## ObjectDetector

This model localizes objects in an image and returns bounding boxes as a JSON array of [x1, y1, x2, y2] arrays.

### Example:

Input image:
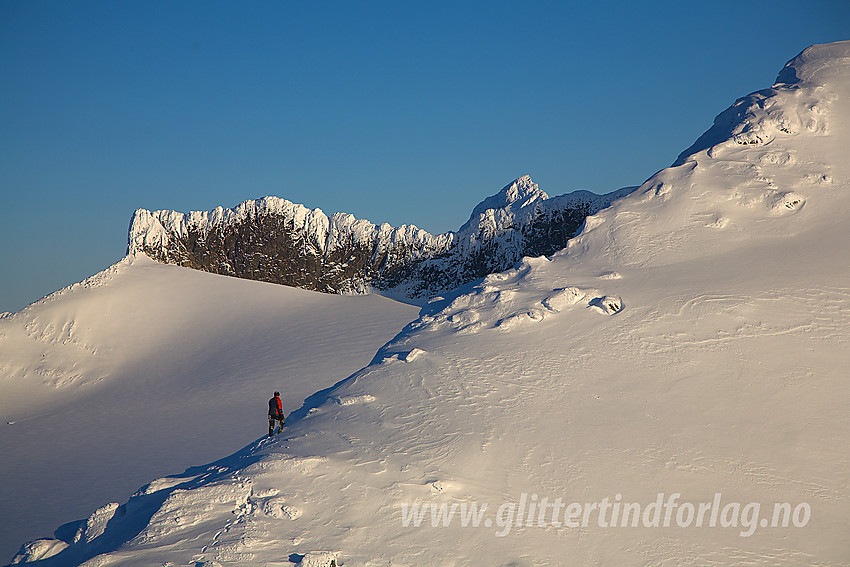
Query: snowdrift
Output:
[[4, 40, 850, 566], [0, 256, 418, 562]]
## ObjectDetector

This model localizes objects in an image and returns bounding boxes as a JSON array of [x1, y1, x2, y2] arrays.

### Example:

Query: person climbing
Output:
[[268, 391, 285, 436]]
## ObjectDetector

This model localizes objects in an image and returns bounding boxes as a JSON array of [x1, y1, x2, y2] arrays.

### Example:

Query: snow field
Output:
[[5, 40, 850, 566], [0, 255, 418, 561]]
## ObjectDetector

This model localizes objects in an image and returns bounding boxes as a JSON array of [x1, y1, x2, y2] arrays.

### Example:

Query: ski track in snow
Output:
[[635, 285, 850, 354], [5, 40, 850, 566]]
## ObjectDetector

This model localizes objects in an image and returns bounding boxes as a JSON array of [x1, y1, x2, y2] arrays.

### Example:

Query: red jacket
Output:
[[268, 395, 283, 416]]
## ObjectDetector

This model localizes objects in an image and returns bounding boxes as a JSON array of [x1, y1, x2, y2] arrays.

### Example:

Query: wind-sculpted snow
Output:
[[675, 42, 839, 165], [403, 256, 623, 337], [7, 41, 850, 566], [558, 44, 847, 273], [129, 176, 633, 299]]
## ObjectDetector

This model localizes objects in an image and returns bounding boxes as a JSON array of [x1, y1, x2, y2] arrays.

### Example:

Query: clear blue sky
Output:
[[1, 0, 847, 312]]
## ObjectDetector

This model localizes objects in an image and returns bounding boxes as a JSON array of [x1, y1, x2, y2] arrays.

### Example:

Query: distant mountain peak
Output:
[[494, 175, 547, 207], [129, 177, 629, 301], [459, 175, 548, 233], [10, 41, 850, 567]]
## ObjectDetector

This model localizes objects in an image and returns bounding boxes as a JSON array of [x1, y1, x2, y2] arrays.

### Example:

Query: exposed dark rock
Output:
[[129, 176, 634, 300]]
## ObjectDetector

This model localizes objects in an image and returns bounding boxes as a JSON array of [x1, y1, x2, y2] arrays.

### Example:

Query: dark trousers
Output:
[[268, 414, 284, 435]]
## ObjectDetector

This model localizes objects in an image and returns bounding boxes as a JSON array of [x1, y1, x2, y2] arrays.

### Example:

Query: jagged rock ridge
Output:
[[128, 176, 634, 298]]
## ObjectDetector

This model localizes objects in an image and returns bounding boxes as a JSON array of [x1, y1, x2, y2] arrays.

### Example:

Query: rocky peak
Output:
[[129, 177, 633, 300]]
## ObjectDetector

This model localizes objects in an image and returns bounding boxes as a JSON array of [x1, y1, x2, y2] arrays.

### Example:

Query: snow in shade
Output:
[[2, 40, 850, 566]]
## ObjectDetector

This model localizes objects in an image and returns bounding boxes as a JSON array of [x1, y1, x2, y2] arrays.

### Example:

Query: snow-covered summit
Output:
[[675, 40, 848, 165], [557, 39, 850, 278], [458, 175, 548, 233], [7, 41, 850, 567], [128, 196, 443, 260], [776, 40, 850, 86], [129, 177, 632, 300]]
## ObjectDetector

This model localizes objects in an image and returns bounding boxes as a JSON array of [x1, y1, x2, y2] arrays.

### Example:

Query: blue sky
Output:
[[1, 1, 848, 312]]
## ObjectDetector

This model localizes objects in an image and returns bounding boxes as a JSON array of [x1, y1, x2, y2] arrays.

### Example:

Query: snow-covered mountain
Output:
[[0, 258, 419, 562], [129, 177, 632, 299], [4, 40, 850, 566]]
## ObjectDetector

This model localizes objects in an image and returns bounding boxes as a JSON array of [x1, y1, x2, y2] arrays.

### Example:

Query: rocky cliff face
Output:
[[129, 176, 633, 299]]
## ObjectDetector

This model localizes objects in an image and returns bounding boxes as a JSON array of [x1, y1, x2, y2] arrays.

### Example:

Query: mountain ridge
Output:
[[128, 176, 635, 299], [5, 40, 850, 566]]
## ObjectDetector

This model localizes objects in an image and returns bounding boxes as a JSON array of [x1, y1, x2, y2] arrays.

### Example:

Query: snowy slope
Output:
[[6, 40, 850, 566], [0, 256, 418, 562]]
